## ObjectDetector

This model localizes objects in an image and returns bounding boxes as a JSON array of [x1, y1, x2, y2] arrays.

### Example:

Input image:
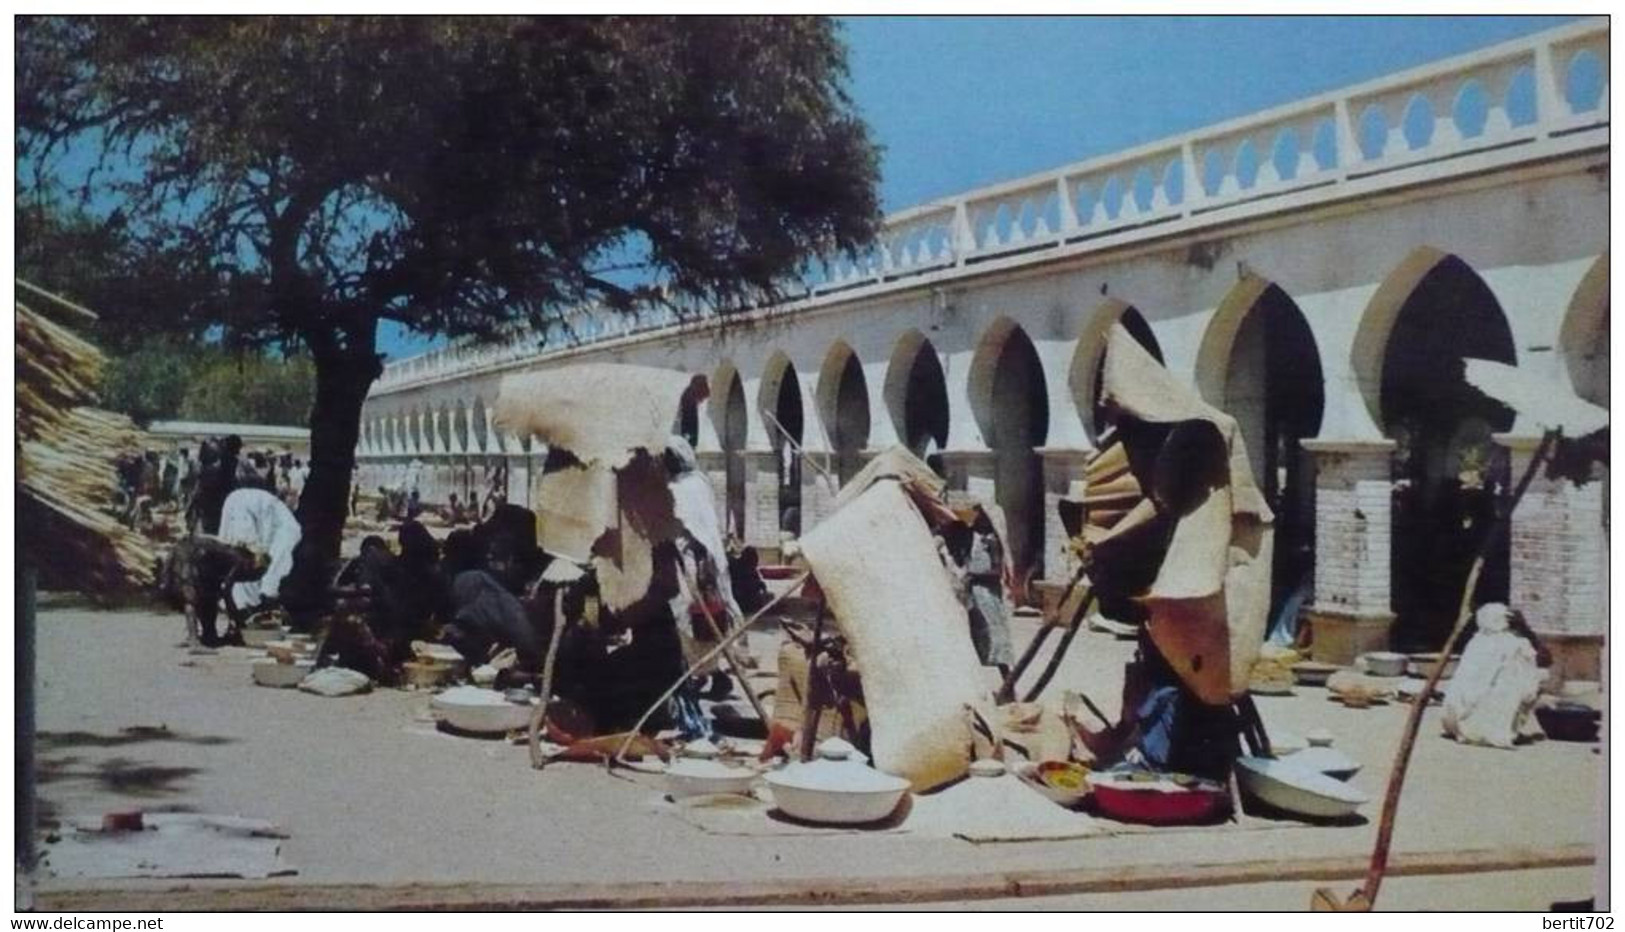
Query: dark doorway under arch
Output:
[[771, 366, 805, 537], [1222, 285, 1326, 628], [901, 342, 950, 463], [721, 376, 748, 539], [829, 353, 871, 486], [989, 326, 1049, 587], [1381, 256, 1516, 650]]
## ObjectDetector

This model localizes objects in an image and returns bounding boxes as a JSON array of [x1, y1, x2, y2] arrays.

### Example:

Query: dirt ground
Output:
[[23, 591, 1606, 911]]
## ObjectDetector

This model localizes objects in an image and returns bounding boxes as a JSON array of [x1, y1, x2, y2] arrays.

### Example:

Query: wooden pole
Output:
[[798, 608, 830, 762], [527, 587, 570, 770], [612, 573, 810, 767], [682, 567, 771, 729], [998, 566, 1086, 702], [1326, 429, 1558, 911], [1020, 591, 1095, 703]]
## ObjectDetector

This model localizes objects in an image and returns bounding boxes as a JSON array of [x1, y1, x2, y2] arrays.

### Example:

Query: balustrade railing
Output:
[[374, 18, 1606, 394]]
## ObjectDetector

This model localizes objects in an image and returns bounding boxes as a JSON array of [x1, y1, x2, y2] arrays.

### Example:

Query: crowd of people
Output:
[[372, 458, 509, 529], [159, 432, 780, 742], [117, 437, 310, 532]]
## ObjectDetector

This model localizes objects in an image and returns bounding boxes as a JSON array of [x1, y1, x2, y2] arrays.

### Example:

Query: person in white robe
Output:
[[1442, 602, 1547, 749], [217, 487, 303, 612]]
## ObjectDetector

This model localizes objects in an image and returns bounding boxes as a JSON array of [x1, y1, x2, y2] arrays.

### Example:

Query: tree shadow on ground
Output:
[[37, 754, 203, 799], [37, 726, 236, 750]]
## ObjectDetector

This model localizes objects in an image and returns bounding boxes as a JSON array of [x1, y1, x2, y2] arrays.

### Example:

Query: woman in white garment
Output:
[[217, 486, 303, 613]]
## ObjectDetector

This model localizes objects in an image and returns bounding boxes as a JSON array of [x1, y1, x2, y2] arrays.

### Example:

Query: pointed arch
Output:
[[817, 341, 871, 483], [710, 361, 749, 537], [1367, 249, 1517, 649], [757, 351, 803, 449], [1068, 300, 1164, 440], [969, 316, 1050, 581], [1194, 275, 1275, 407], [884, 329, 950, 457], [1561, 253, 1609, 407]]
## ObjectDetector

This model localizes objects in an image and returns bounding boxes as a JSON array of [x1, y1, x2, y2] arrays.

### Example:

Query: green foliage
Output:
[[99, 338, 316, 427], [18, 15, 882, 578], [99, 338, 203, 426], [19, 195, 311, 426], [17, 16, 883, 353], [177, 354, 316, 426], [16, 193, 217, 354]]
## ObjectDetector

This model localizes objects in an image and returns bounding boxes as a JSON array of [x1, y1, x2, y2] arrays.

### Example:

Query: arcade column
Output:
[[1497, 432, 1607, 684], [1037, 446, 1092, 587], [1301, 438, 1396, 664], [742, 449, 782, 557]]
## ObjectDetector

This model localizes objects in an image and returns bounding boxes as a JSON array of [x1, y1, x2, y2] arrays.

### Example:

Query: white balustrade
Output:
[[370, 19, 1606, 396]]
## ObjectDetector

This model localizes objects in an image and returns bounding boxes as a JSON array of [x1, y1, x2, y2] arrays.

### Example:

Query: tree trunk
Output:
[[281, 330, 382, 625]]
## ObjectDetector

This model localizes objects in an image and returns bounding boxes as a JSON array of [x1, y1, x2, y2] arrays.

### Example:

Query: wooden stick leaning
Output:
[[527, 586, 571, 770], [1021, 590, 1096, 703], [682, 568, 773, 731], [1314, 429, 1558, 912], [797, 607, 830, 763], [611, 573, 811, 769], [997, 566, 1086, 702]]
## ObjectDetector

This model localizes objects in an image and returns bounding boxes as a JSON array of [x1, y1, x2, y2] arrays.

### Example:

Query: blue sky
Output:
[[384, 16, 1582, 357]]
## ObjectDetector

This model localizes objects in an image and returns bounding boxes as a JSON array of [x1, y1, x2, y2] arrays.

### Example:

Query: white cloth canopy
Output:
[[217, 488, 302, 610]]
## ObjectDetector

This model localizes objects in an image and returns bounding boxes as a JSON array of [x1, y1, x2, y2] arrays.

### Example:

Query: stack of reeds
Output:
[[17, 299, 157, 591], [17, 299, 105, 441]]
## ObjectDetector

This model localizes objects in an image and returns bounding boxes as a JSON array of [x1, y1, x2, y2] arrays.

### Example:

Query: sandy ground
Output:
[[24, 594, 1606, 910]]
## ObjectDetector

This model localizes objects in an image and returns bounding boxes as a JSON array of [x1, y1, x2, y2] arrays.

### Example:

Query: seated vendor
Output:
[[157, 536, 260, 648], [443, 567, 544, 672]]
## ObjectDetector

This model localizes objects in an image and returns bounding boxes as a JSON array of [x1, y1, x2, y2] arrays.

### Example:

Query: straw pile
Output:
[[17, 300, 105, 441], [17, 300, 157, 591]]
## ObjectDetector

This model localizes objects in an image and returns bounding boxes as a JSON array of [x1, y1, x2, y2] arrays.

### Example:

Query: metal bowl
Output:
[[762, 757, 910, 825], [1361, 651, 1408, 678], [431, 686, 534, 734], [252, 658, 313, 688], [664, 759, 759, 799], [1535, 703, 1601, 743], [1236, 756, 1368, 820], [1089, 771, 1230, 825], [1015, 761, 1091, 808], [1291, 661, 1341, 687]]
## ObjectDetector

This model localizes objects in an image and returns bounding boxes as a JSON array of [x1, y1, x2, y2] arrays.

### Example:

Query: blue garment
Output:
[[1267, 576, 1313, 647], [669, 682, 714, 741], [1131, 644, 1239, 780], [1134, 685, 1182, 771]]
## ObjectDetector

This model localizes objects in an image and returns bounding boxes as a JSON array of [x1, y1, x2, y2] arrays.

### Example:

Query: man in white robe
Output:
[[217, 487, 303, 611]]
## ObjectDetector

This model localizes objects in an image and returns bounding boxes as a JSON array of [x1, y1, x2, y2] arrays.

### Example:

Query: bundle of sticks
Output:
[[17, 301, 158, 591], [17, 301, 106, 441]]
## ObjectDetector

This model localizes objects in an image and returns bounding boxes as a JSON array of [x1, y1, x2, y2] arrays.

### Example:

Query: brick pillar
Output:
[[1301, 439, 1396, 664], [1498, 433, 1607, 683], [743, 450, 781, 555], [1039, 447, 1091, 585]]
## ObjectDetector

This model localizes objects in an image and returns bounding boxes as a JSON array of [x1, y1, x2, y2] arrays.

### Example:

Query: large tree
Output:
[[18, 16, 881, 609]]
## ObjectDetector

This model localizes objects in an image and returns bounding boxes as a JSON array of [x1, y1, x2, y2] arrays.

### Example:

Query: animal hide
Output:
[[797, 479, 995, 791], [1086, 325, 1275, 703], [492, 364, 707, 468]]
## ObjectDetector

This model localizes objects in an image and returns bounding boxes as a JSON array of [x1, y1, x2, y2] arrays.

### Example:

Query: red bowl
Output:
[[1090, 773, 1231, 825], [758, 564, 800, 580]]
